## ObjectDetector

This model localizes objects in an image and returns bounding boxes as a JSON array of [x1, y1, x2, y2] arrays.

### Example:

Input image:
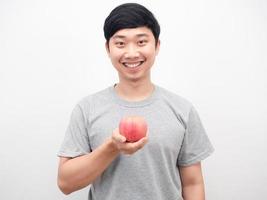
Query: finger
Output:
[[135, 136, 148, 147], [121, 137, 148, 153], [112, 128, 126, 143]]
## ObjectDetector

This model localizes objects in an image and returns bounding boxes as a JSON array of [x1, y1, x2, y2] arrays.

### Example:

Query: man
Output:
[[57, 3, 214, 200]]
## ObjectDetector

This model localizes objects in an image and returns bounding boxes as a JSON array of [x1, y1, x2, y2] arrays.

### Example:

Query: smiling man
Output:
[[106, 26, 159, 101], [57, 3, 214, 200]]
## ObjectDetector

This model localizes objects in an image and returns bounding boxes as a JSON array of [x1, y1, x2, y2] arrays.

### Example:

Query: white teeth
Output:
[[123, 62, 142, 68]]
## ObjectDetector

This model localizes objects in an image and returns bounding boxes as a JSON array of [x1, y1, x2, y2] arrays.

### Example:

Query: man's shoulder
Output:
[[157, 85, 192, 108], [76, 86, 113, 109]]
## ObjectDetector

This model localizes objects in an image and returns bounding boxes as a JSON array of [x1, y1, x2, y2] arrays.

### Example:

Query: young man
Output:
[[57, 3, 214, 200]]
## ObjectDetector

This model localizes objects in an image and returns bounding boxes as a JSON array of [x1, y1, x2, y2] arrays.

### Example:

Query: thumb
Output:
[[112, 128, 126, 143]]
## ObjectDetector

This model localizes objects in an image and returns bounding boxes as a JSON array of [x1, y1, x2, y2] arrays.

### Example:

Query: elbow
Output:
[[57, 178, 73, 195]]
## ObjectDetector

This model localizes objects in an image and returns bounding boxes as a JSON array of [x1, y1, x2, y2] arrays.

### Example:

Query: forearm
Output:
[[58, 138, 119, 194], [182, 182, 205, 200]]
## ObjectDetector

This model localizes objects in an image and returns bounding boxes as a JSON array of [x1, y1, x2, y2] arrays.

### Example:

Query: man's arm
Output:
[[57, 137, 119, 195], [57, 128, 148, 195], [178, 162, 205, 200]]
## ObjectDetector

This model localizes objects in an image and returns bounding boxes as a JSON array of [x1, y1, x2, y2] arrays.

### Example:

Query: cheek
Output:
[[109, 49, 123, 62], [142, 45, 157, 59]]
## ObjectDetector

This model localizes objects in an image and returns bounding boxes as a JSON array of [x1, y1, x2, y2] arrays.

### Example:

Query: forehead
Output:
[[111, 27, 154, 39]]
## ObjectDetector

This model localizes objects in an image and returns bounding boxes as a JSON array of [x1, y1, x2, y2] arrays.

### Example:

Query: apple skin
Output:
[[119, 116, 148, 142]]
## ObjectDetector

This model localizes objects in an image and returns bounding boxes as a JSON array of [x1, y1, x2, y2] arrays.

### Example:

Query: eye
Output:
[[138, 40, 148, 46], [115, 41, 125, 48]]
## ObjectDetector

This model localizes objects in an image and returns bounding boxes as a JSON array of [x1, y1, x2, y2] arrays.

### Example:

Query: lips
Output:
[[122, 61, 144, 68]]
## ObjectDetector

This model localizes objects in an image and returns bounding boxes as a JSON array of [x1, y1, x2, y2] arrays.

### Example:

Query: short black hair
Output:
[[104, 3, 160, 44]]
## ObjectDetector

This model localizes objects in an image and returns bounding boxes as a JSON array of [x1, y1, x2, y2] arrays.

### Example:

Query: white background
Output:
[[1, 0, 266, 199]]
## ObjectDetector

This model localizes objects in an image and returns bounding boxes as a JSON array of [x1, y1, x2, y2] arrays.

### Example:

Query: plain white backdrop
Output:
[[1, 0, 266, 199]]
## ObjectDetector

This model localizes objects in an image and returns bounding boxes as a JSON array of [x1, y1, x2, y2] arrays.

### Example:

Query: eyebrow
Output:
[[112, 33, 149, 39]]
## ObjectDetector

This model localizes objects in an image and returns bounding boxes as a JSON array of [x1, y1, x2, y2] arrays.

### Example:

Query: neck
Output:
[[114, 80, 155, 102]]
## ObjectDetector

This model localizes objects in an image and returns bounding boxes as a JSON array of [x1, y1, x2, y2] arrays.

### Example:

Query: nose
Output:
[[124, 44, 140, 59]]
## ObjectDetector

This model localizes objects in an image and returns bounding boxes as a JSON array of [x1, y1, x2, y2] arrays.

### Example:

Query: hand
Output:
[[111, 128, 148, 155]]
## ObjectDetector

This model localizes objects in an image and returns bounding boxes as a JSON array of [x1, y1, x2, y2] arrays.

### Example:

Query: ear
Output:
[[155, 39, 160, 55], [105, 41, 110, 57]]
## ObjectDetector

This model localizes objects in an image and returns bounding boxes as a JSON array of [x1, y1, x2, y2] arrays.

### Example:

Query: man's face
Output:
[[106, 27, 160, 83]]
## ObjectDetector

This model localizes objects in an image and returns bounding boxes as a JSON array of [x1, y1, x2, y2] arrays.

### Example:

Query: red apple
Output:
[[119, 116, 148, 142]]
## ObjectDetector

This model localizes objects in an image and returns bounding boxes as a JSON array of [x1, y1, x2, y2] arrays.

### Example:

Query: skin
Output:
[[58, 26, 205, 199], [179, 162, 205, 200], [105, 26, 160, 101]]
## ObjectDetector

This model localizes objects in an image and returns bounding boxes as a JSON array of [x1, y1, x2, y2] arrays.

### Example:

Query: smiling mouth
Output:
[[122, 61, 144, 68]]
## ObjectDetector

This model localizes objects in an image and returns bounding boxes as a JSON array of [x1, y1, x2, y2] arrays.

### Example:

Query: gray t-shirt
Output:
[[58, 84, 214, 200]]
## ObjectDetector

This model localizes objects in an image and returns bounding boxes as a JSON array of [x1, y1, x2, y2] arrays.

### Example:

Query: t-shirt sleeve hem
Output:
[[177, 147, 214, 167], [57, 151, 88, 158]]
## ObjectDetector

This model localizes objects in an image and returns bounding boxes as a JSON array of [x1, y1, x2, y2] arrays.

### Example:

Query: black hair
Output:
[[104, 3, 160, 44]]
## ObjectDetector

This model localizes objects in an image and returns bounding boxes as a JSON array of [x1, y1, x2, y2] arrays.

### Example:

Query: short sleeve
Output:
[[57, 104, 91, 158], [177, 106, 214, 166]]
